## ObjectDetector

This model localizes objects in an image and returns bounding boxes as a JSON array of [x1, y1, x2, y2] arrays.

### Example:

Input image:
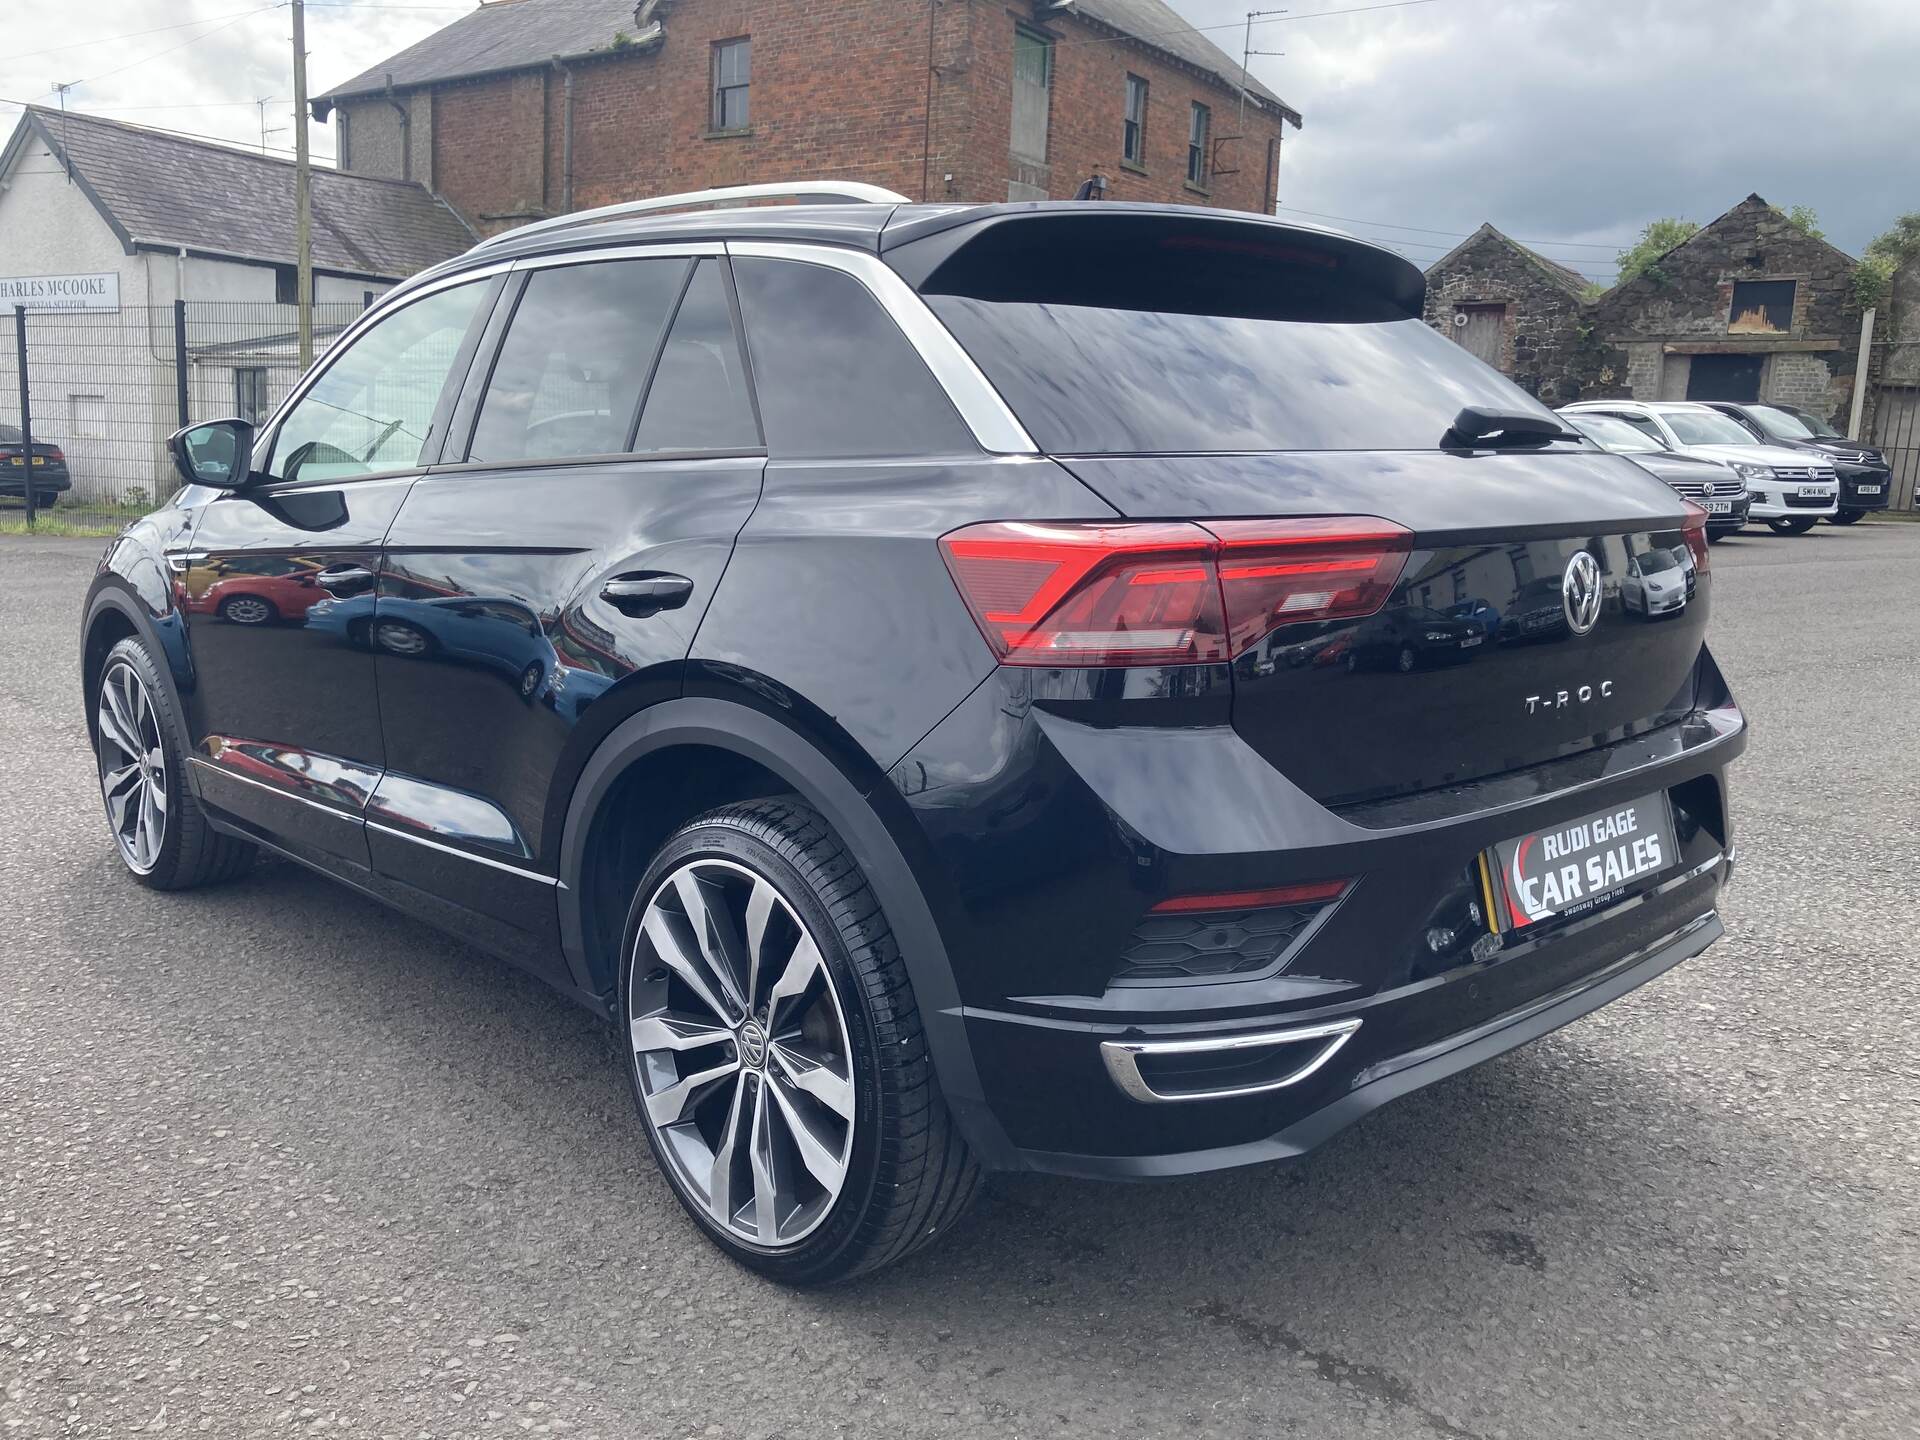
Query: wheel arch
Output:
[[82, 585, 193, 751], [557, 693, 1015, 1169]]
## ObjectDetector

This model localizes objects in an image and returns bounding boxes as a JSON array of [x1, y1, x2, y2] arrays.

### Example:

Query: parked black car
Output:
[[1698, 401, 1891, 523], [80, 187, 1744, 1284], [1560, 410, 1750, 538], [1339, 603, 1484, 672], [0, 422, 71, 506]]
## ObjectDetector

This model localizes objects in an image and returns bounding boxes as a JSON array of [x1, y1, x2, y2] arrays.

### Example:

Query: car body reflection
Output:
[[181, 553, 328, 627], [1622, 543, 1695, 619], [1341, 603, 1484, 673]]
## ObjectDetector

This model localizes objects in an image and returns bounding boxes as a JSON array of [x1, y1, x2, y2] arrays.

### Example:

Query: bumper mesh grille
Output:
[[1114, 905, 1318, 982]]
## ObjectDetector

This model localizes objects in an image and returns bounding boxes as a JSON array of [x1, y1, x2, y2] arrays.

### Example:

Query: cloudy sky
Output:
[[3, 0, 1916, 284]]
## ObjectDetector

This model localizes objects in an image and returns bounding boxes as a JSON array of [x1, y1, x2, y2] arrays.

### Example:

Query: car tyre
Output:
[[1396, 645, 1417, 674], [1826, 509, 1865, 526], [92, 636, 254, 891], [1768, 516, 1818, 535], [620, 795, 981, 1285], [218, 594, 277, 626]]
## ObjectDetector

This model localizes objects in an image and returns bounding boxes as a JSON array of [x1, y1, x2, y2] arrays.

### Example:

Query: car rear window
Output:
[[926, 296, 1561, 454]]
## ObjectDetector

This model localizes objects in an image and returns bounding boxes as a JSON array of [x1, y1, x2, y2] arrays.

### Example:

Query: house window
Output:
[[1123, 74, 1148, 166], [1011, 28, 1053, 163], [1729, 279, 1794, 335], [233, 368, 270, 426], [1187, 102, 1210, 188], [711, 37, 750, 132], [274, 265, 297, 305]]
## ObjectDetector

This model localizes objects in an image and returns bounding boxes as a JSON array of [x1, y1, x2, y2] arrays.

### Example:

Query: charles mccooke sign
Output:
[[0, 273, 121, 313]]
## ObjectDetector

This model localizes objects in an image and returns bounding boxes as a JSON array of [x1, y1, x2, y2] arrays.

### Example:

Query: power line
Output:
[[1276, 204, 1636, 253], [6, 6, 281, 66]]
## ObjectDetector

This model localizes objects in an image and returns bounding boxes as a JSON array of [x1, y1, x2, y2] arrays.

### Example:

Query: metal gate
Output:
[[1865, 333, 1920, 510]]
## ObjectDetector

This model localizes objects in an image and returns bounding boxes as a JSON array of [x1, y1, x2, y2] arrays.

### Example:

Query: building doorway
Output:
[[1452, 304, 1506, 370], [1686, 354, 1764, 402], [1008, 28, 1053, 201]]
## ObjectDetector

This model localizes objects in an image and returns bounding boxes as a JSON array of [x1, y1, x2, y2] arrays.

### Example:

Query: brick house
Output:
[[1422, 223, 1597, 405], [313, 0, 1302, 236], [1587, 194, 1867, 421]]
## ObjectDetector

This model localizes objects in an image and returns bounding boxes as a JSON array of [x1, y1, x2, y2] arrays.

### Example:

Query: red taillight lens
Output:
[[940, 517, 1411, 668], [939, 522, 1229, 666], [1208, 517, 1413, 655], [1680, 502, 1710, 572]]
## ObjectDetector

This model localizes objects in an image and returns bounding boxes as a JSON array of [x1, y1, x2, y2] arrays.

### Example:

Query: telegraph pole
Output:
[[291, 0, 314, 366]]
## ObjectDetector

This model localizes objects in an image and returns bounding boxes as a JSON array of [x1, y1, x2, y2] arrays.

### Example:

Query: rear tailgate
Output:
[[1059, 449, 1706, 805]]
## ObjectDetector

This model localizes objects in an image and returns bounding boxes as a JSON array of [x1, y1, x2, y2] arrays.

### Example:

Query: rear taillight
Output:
[[1680, 503, 1710, 572], [46, 447, 64, 465], [1208, 517, 1413, 655], [938, 522, 1228, 665], [939, 517, 1411, 667]]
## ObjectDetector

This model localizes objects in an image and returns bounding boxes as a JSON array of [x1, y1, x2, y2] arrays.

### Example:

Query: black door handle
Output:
[[601, 573, 694, 616], [314, 564, 375, 595]]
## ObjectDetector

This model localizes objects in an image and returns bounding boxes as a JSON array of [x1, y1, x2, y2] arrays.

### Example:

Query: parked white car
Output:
[[1562, 400, 1839, 535]]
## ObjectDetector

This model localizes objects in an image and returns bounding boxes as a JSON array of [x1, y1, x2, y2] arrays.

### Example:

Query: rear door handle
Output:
[[601, 573, 694, 616], [314, 564, 375, 595]]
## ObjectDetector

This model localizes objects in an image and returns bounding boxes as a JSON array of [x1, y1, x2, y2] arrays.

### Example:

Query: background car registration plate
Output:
[[1485, 793, 1675, 931], [1705, 499, 1732, 514], [1797, 485, 1828, 498], [1857, 484, 1882, 495]]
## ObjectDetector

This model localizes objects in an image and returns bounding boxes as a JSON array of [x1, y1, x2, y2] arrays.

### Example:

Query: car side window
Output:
[[633, 259, 760, 453], [731, 257, 974, 460], [268, 282, 489, 484], [467, 258, 688, 463]]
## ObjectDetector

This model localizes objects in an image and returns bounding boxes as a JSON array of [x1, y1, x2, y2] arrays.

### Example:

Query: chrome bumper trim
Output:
[[1100, 1017, 1363, 1105]]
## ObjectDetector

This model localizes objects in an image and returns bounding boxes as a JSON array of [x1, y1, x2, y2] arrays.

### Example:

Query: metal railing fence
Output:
[[2, 300, 363, 532]]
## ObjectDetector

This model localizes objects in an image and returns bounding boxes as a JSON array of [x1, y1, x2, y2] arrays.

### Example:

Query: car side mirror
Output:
[[168, 418, 256, 490]]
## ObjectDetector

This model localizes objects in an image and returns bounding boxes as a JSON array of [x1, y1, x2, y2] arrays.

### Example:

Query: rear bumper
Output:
[[892, 655, 1745, 1177], [0, 466, 71, 497], [1013, 904, 1724, 1179]]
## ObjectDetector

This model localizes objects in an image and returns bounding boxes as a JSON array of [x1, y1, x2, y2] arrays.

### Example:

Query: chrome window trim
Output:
[[725, 241, 1038, 457], [508, 241, 727, 271], [1100, 1016, 1362, 1104]]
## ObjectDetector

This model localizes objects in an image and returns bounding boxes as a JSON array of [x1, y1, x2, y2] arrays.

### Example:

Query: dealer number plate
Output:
[[1486, 792, 1675, 931]]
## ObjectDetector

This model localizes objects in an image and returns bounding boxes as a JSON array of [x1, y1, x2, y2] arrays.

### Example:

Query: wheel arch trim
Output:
[[82, 584, 193, 753], [557, 695, 1016, 1167]]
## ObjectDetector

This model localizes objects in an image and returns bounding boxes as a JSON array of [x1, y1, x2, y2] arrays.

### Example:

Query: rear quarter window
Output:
[[731, 258, 974, 460]]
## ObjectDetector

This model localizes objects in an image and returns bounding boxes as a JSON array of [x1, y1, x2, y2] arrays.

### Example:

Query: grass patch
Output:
[[0, 513, 128, 537]]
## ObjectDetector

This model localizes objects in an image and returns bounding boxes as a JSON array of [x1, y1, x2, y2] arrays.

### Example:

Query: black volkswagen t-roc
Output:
[[81, 185, 1743, 1283]]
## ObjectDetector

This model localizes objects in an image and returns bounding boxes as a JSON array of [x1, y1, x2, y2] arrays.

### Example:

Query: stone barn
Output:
[[1423, 223, 1599, 405], [1587, 194, 1867, 424]]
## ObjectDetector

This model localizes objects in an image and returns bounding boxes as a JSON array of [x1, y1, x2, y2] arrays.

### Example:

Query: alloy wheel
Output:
[[221, 596, 273, 625], [96, 661, 168, 873], [628, 857, 857, 1249]]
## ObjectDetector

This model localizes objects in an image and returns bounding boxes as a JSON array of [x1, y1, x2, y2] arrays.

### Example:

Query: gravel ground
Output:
[[2, 523, 1915, 1439]]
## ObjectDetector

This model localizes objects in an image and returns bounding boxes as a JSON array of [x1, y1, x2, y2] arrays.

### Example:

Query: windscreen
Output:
[[1568, 413, 1661, 452], [1747, 405, 1817, 441], [928, 298, 1562, 454], [1663, 409, 1759, 447]]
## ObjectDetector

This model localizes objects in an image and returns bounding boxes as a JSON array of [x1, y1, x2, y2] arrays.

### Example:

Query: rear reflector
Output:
[[940, 517, 1411, 667], [1149, 880, 1350, 914], [1679, 502, 1710, 572]]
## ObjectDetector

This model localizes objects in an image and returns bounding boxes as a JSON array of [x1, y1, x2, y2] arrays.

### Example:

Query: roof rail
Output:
[[470, 181, 913, 251]]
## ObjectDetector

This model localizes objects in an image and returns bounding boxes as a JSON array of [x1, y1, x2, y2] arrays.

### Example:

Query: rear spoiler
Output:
[[880, 204, 1425, 324]]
